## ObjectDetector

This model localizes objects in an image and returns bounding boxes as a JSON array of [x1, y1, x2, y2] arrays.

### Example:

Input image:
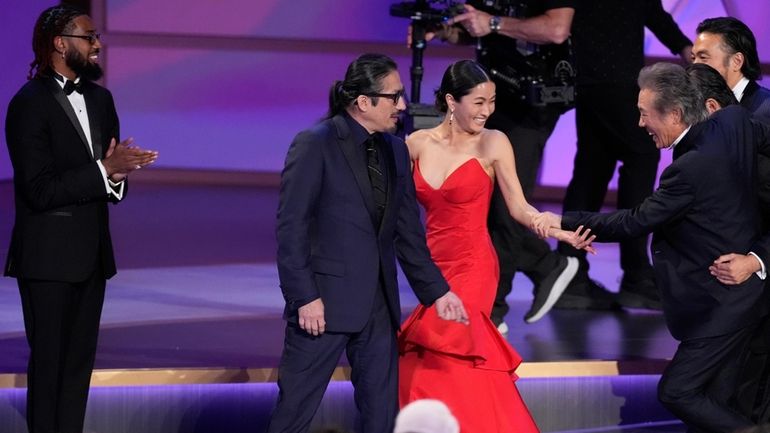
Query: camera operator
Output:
[[422, 0, 583, 330], [557, 0, 691, 310]]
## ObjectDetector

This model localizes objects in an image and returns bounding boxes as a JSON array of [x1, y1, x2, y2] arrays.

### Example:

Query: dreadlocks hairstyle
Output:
[[29, 4, 85, 80]]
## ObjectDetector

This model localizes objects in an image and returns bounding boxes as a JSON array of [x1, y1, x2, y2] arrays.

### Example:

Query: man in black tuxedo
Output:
[[693, 17, 770, 124], [267, 54, 467, 433], [4, 5, 157, 433], [543, 62, 769, 432], [693, 17, 770, 422]]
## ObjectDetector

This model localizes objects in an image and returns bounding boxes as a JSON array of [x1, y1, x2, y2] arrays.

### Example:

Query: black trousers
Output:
[[658, 323, 759, 433], [735, 315, 770, 423], [18, 272, 106, 433], [486, 105, 563, 321], [559, 84, 658, 276], [267, 287, 398, 433]]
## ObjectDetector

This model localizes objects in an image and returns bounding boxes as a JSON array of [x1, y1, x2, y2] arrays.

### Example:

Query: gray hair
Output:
[[638, 62, 708, 126]]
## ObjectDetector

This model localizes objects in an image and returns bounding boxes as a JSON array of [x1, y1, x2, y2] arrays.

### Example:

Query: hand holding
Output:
[[102, 137, 159, 181], [447, 4, 492, 37], [530, 211, 561, 238], [298, 298, 326, 336], [709, 253, 760, 285], [551, 225, 596, 254], [434, 291, 469, 325]]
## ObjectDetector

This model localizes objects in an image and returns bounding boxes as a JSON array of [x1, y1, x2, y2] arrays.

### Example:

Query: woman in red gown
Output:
[[398, 60, 591, 432]]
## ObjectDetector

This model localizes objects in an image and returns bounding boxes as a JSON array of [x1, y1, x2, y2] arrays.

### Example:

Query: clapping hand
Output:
[[102, 137, 159, 182]]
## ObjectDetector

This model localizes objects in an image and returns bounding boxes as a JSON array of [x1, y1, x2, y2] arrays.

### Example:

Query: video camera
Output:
[[389, 0, 465, 28]]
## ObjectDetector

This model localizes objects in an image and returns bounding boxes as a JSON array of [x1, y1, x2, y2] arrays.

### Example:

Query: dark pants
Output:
[[486, 105, 563, 322], [18, 272, 106, 433], [559, 84, 658, 276], [658, 324, 758, 433], [267, 288, 398, 433], [735, 316, 770, 423]]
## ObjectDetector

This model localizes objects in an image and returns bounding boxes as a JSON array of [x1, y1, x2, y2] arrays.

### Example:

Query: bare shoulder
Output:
[[478, 128, 512, 156], [406, 127, 439, 159]]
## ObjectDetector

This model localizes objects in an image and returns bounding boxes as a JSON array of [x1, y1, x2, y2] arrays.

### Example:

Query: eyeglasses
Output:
[[59, 33, 101, 44], [366, 89, 405, 104]]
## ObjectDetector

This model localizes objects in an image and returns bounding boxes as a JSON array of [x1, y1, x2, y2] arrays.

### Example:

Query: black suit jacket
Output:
[[5, 75, 122, 282], [564, 106, 769, 340], [276, 113, 449, 333], [743, 80, 770, 224]]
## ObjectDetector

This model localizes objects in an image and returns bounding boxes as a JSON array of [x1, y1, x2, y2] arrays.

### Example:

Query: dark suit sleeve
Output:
[[393, 150, 449, 306], [749, 118, 770, 263], [563, 161, 695, 240], [644, 0, 691, 55], [5, 90, 111, 212], [275, 130, 323, 310]]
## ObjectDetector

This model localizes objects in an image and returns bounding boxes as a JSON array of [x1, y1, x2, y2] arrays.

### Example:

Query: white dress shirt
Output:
[[54, 75, 124, 200]]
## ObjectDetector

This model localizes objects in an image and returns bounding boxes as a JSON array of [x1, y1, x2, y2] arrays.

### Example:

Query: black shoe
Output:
[[553, 275, 620, 310], [524, 256, 579, 323], [618, 274, 662, 310]]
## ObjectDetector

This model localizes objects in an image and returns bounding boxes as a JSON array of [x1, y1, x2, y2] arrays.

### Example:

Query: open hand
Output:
[[709, 253, 761, 285], [551, 225, 596, 254]]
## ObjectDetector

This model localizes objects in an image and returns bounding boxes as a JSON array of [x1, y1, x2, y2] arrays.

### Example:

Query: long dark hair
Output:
[[29, 5, 85, 80], [325, 53, 397, 119], [434, 60, 491, 113], [696, 17, 761, 81]]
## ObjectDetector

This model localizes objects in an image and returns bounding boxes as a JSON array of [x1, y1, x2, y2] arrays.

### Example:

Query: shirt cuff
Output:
[[97, 160, 125, 200], [748, 251, 766, 280]]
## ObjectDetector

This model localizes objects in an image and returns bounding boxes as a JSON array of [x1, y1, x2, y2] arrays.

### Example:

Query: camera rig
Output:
[[390, 0, 576, 133]]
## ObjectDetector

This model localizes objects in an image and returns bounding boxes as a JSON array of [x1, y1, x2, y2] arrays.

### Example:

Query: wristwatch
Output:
[[489, 15, 501, 34]]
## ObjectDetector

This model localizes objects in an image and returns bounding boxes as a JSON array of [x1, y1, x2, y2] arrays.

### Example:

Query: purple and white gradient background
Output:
[[2, 0, 769, 185]]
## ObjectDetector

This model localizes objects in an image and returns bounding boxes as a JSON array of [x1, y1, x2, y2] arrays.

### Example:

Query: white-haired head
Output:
[[393, 399, 460, 433]]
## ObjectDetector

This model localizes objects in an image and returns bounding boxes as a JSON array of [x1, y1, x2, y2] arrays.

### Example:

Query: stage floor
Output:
[[0, 181, 677, 374]]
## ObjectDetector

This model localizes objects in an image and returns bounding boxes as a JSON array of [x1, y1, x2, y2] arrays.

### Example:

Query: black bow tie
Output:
[[63, 80, 83, 95]]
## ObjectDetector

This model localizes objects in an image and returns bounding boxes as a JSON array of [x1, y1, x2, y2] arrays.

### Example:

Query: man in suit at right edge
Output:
[[540, 62, 769, 432], [692, 16, 770, 423]]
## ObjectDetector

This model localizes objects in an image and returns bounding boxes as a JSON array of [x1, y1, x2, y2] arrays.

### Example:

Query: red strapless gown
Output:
[[398, 158, 539, 433]]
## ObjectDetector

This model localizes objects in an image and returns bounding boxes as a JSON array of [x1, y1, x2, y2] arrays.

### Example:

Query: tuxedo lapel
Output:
[[332, 116, 378, 227], [741, 81, 759, 109], [673, 125, 700, 160], [83, 84, 104, 159], [43, 77, 92, 159]]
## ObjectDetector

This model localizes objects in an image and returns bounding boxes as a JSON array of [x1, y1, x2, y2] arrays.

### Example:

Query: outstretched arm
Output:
[[561, 162, 694, 240], [485, 131, 592, 251]]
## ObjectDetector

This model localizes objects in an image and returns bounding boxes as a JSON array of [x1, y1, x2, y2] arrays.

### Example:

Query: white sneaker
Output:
[[497, 322, 509, 334], [524, 256, 579, 324]]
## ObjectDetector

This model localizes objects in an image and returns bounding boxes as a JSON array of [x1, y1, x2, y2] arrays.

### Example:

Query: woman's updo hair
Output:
[[434, 60, 491, 113]]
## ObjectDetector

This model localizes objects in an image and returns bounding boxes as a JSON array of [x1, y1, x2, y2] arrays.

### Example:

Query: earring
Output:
[[449, 110, 454, 125], [61, 51, 66, 59]]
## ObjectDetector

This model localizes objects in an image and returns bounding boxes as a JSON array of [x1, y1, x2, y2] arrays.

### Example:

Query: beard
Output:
[[65, 48, 103, 81]]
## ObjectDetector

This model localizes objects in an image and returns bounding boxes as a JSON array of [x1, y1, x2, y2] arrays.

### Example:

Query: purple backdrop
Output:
[[2, 0, 769, 186]]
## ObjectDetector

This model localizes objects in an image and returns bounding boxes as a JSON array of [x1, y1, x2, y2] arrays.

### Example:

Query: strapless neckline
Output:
[[415, 158, 490, 191]]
